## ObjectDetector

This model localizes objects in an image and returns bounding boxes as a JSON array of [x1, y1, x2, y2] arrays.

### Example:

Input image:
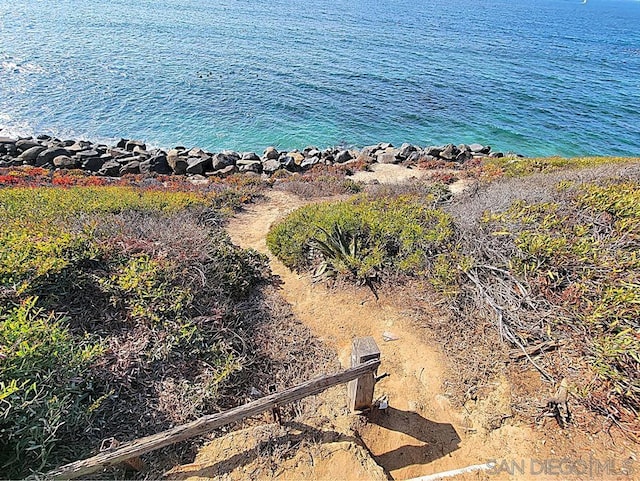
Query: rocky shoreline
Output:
[[0, 134, 507, 178]]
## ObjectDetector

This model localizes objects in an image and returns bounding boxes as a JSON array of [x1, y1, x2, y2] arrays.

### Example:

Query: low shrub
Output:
[[0, 298, 103, 473], [446, 172, 640, 430], [0, 185, 270, 478], [266, 195, 455, 284]]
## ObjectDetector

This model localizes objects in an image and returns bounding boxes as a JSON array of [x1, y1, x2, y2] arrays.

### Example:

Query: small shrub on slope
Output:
[[266, 195, 455, 284]]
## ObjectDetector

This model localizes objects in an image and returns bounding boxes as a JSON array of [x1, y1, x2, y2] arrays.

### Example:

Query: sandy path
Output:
[[224, 190, 480, 479], [220, 189, 636, 481]]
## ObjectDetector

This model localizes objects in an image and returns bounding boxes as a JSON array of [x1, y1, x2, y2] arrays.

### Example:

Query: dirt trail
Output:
[[179, 189, 635, 481], [220, 190, 509, 480]]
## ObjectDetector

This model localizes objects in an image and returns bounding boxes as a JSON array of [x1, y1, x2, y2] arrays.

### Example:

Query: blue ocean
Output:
[[1, 0, 639, 156]]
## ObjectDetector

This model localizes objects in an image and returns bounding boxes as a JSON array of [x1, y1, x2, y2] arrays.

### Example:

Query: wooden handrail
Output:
[[47, 359, 380, 480]]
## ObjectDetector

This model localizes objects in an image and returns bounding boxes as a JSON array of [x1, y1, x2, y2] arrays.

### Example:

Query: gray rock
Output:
[[335, 150, 353, 163], [107, 147, 130, 159], [82, 156, 106, 172], [406, 151, 423, 163], [125, 139, 146, 152], [186, 156, 210, 175], [379, 142, 393, 150], [116, 138, 128, 149], [171, 157, 188, 175], [210, 164, 237, 177], [221, 150, 240, 161], [75, 149, 100, 161], [139, 153, 171, 175], [425, 146, 442, 157], [98, 160, 121, 176], [238, 160, 262, 174], [241, 152, 260, 161], [377, 152, 398, 164], [132, 145, 150, 158], [211, 152, 236, 171], [455, 149, 472, 162], [0, 137, 16, 145], [114, 156, 141, 165], [398, 143, 417, 159], [53, 155, 77, 169], [489, 152, 504, 158], [468, 143, 485, 153], [262, 159, 282, 174], [264, 146, 279, 160], [36, 147, 69, 166], [305, 148, 321, 158], [120, 161, 141, 175], [439, 144, 458, 161], [167, 149, 187, 173], [187, 147, 207, 158], [18, 146, 47, 163], [301, 156, 321, 169], [16, 139, 42, 152], [280, 156, 298, 171]]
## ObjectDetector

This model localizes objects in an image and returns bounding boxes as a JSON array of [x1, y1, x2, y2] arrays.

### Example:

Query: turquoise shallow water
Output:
[[0, 0, 639, 156]]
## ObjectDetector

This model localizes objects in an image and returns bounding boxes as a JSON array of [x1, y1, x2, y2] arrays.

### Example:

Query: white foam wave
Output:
[[1, 60, 46, 75]]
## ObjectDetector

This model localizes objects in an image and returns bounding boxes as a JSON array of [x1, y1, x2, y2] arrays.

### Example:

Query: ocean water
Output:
[[0, 0, 639, 156]]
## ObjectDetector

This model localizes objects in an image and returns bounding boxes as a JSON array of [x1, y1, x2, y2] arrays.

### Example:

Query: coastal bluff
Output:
[[0, 134, 506, 178]]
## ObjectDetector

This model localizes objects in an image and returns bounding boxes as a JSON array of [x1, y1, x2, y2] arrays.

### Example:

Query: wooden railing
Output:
[[48, 337, 381, 480]]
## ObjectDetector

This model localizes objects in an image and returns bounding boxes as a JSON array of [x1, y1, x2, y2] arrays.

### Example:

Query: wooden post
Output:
[[348, 336, 380, 412], [47, 359, 380, 480]]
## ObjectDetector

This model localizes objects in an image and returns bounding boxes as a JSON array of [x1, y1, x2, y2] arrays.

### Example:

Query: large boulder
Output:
[[18, 146, 47, 164], [36, 147, 69, 166], [377, 148, 399, 164], [264, 146, 279, 160], [120, 161, 141, 175], [398, 143, 417, 159], [439, 144, 458, 161], [167, 148, 188, 174], [75, 149, 100, 162], [125, 139, 146, 152], [186, 157, 210, 175], [98, 160, 122, 176], [334, 150, 353, 163], [425, 146, 442, 157], [210, 164, 237, 177], [237, 160, 262, 174], [15, 139, 42, 152], [139, 152, 172, 175], [241, 152, 260, 161], [469, 143, 488, 153], [82, 156, 106, 172], [289, 151, 305, 166], [280, 155, 298, 172], [53, 155, 77, 169], [262, 159, 282, 174], [301, 156, 321, 169], [211, 152, 236, 171]]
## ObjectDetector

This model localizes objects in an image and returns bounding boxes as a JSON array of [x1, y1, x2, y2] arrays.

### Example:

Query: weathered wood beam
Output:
[[47, 359, 380, 480]]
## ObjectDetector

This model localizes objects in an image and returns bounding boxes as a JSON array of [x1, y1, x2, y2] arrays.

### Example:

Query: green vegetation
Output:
[[268, 159, 640, 433], [483, 155, 639, 177], [481, 180, 639, 414], [266, 195, 455, 284], [0, 185, 268, 477]]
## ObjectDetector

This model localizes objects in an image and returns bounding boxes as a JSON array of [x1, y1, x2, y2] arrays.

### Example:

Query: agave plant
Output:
[[310, 224, 360, 281]]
